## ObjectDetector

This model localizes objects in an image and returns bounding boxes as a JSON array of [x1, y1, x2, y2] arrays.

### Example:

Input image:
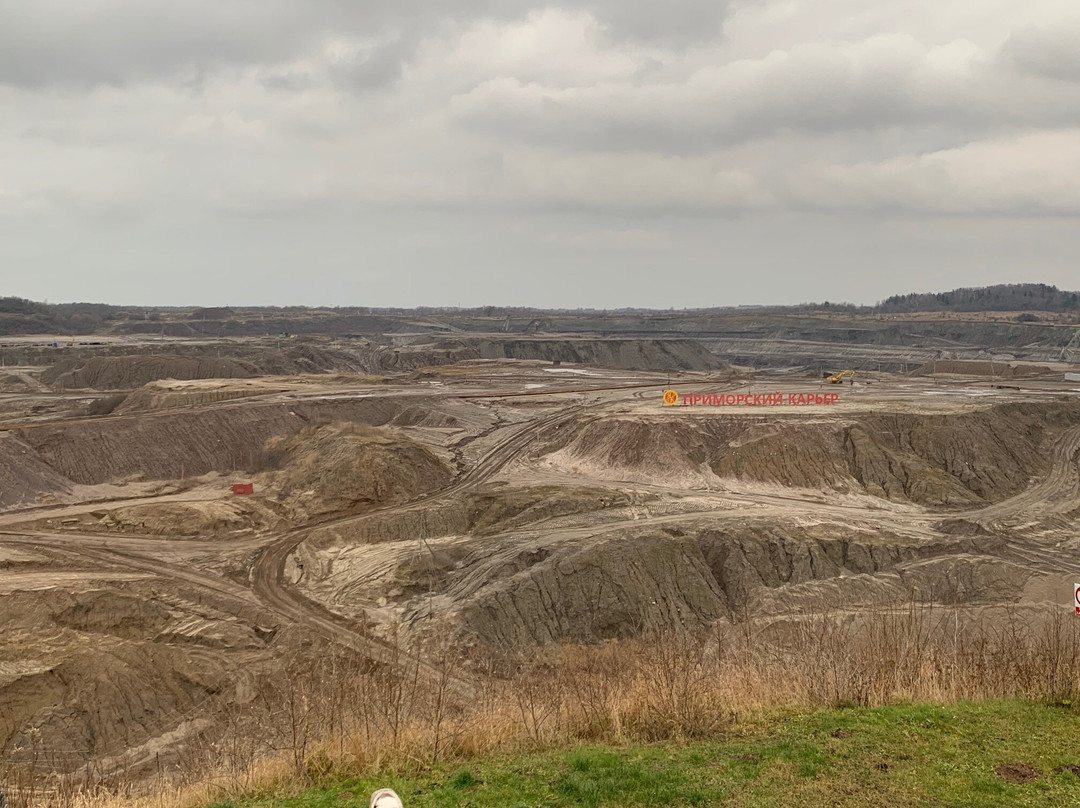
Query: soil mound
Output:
[[695, 523, 1009, 613], [536, 403, 1080, 505], [87, 499, 282, 537], [454, 532, 727, 646], [996, 763, 1041, 784], [0, 641, 227, 766], [17, 395, 471, 485], [0, 372, 39, 393], [304, 485, 631, 554], [914, 360, 1058, 378], [51, 591, 172, 639], [711, 424, 851, 489], [0, 583, 255, 770], [473, 338, 725, 371], [370, 338, 725, 373], [465, 485, 634, 537], [410, 519, 1021, 647], [845, 403, 1073, 505], [933, 518, 994, 537], [536, 416, 854, 490], [442, 521, 926, 646], [40, 343, 365, 390], [21, 404, 302, 484], [266, 422, 452, 519], [536, 417, 749, 485], [115, 380, 280, 413], [43, 355, 257, 390], [0, 432, 74, 509], [115, 375, 390, 414]]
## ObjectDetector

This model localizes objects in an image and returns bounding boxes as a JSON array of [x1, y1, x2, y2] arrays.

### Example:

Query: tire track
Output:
[[2, 403, 1077, 765], [962, 425, 1080, 524], [247, 403, 587, 688]]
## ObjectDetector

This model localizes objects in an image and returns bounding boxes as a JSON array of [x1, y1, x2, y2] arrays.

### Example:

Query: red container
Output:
[[231, 482, 254, 496]]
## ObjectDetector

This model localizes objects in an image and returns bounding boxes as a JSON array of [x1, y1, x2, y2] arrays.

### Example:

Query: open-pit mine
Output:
[[0, 302, 1078, 797]]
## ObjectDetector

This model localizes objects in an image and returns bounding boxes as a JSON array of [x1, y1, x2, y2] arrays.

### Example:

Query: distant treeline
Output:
[[876, 284, 1080, 313], [2, 283, 1078, 336], [0, 297, 150, 335]]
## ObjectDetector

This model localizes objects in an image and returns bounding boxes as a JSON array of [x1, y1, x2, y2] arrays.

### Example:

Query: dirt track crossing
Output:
[[2, 394, 1079, 779], [247, 403, 587, 690]]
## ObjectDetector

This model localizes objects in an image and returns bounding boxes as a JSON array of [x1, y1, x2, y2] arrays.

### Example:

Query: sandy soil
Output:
[[0, 345, 1077, 782]]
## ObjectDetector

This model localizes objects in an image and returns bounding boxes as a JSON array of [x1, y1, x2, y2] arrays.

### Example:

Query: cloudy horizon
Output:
[[2, 0, 1078, 308]]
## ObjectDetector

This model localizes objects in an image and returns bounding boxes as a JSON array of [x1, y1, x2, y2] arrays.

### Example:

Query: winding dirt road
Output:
[[5, 409, 1078, 658], [2, 394, 1078, 775], [247, 403, 586, 680], [0, 402, 590, 698], [963, 425, 1080, 524]]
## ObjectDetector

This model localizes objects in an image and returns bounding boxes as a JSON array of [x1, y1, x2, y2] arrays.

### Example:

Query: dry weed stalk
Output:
[[4, 603, 1079, 808]]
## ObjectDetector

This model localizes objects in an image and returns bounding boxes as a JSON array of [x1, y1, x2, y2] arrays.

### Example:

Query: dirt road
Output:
[[246, 403, 586, 684], [964, 425, 1080, 524], [6, 403, 1078, 657], [2, 385, 1079, 780]]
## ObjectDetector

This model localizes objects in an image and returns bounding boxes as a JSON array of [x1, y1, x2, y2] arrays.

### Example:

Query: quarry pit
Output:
[[0, 324, 1078, 785]]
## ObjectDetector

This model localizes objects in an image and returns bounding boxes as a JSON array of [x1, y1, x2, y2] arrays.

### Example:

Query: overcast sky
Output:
[[2, 0, 1078, 308]]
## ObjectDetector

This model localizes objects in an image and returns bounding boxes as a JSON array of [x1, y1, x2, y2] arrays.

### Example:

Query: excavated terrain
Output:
[[291, 398, 1080, 653], [0, 328, 1078, 786], [912, 360, 1063, 378], [263, 422, 453, 520], [532, 403, 1079, 506], [13, 394, 483, 486], [43, 355, 258, 389], [0, 433, 74, 508], [362, 337, 725, 373], [38, 344, 366, 390], [0, 577, 275, 772]]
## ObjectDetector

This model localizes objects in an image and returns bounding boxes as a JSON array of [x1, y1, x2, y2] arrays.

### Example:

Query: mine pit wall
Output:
[[537, 402, 1080, 507], [449, 525, 1019, 650], [8, 343, 368, 388], [376, 337, 727, 373], [704, 340, 942, 372], [456, 532, 729, 647], [15, 395, 476, 485], [98, 311, 1079, 349], [438, 402, 1080, 649], [696, 527, 1010, 615], [0, 431, 74, 507], [470, 338, 725, 371], [0, 583, 267, 767], [115, 385, 275, 413], [700, 318, 1078, 351]]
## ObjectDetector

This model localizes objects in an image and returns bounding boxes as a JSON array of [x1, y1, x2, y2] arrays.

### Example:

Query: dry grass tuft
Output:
[[5, 603, 1080, 808]]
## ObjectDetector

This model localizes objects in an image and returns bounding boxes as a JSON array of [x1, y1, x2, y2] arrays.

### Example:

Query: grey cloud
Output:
[[450, 37, 1004, 154], [3, 0, 1079, 310], [0, 0, 311, 86], [0, 0, 449, 87], [0, 0, 734, 89], [1003, 21, 1080, 81], [579, 0, 730, 46], [327, 38, 415, 92]]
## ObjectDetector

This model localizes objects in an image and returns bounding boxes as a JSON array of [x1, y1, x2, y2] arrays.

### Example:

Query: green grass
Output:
[[212, 699, 1080, 808]]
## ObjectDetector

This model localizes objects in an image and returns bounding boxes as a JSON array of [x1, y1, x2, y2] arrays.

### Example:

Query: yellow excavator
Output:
[[826, 370, 855, 384]]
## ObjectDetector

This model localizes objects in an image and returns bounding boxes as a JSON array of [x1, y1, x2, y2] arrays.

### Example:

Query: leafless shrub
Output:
[[9, 603, 1080, 808]]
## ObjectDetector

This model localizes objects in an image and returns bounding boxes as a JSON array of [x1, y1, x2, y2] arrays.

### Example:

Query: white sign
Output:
[[1075, 583, 1080, 615]]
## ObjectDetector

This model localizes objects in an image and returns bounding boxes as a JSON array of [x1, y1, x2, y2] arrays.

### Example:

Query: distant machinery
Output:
[[826, 370, 856, 384]]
